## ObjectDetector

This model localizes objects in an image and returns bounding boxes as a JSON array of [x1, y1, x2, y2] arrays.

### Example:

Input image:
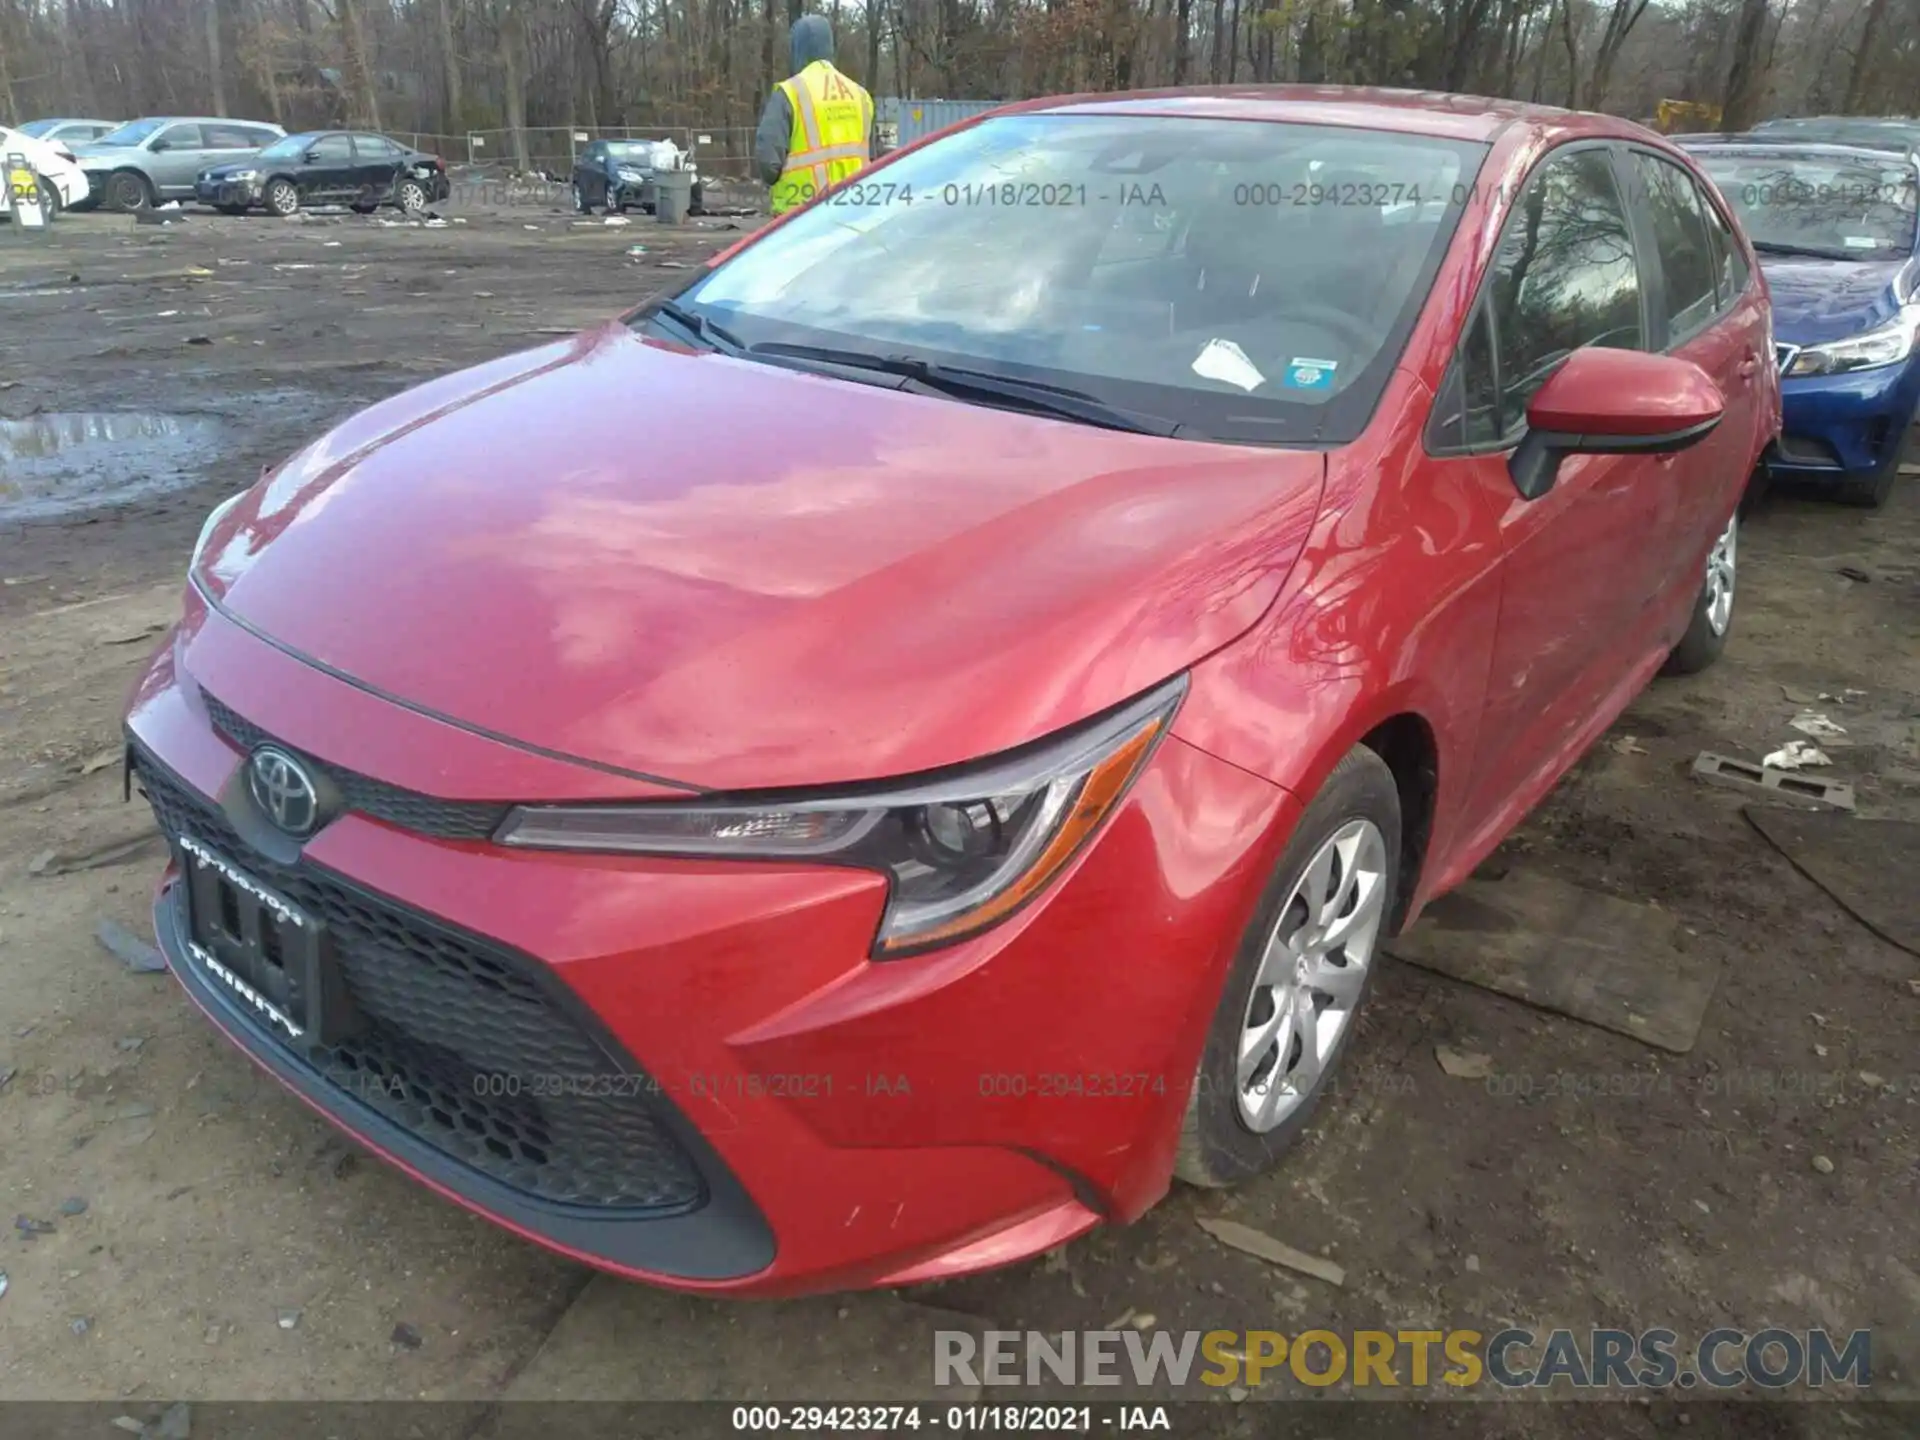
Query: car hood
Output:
[[1761, 256, 1909, 346], [194, 323, 1324, 792]]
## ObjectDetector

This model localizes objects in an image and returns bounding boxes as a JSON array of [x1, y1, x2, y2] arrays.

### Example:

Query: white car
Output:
[[0, 125, 90, 216]]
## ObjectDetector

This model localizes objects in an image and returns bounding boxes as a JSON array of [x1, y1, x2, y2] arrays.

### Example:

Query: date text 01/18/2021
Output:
[[731, 1405, 1169, 1432], [812, 181, 1170, 209]]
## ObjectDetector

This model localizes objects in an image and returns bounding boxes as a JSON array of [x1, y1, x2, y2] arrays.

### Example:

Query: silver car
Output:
[[73, 116, 285, 211]]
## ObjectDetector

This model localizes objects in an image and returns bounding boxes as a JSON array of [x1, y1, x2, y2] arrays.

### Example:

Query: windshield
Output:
[[1697, 151, 1918, 259], [18, 120, 58, 139], [94, 118, 166, 148], [605, 142, 665, 162], [667, 114, 1486, 445], [258, 134, 320, 160]]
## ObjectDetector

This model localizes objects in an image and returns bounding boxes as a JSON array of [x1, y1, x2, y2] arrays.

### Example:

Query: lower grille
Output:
[[136, 748, 706, 1213]]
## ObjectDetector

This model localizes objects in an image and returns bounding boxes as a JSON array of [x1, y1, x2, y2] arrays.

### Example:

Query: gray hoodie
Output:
[[754, 15, 877, 188]]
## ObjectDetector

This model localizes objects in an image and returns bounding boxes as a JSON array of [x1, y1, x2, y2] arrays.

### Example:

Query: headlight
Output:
[[1786, 307, 1920, 376], [617, 168, 646, 182], [495, 677, 1187, 955], [191, 490, 248, 567]]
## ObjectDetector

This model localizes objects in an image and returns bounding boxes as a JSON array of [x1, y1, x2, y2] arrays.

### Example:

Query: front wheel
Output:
[[572, 182, 592, 215], [396, 178, 429, 215], [1662, 508, 1738, 676], [1174, 746, 1401, 1188], [1838, 427, 1908, 508], [263, 178, 300, 217], [104, 170, 152, 212]]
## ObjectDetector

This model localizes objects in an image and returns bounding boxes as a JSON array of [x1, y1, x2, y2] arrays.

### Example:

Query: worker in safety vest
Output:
[[754, 14, 875, 215]]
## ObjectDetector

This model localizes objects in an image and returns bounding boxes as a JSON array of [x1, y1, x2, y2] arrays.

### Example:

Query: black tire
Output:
[[1837, 427, 1907, 509], [396, 179, 429, 215], [1174, 746, 1402, 1189], [690, 181, 706, 215], [216, 204, 248, 216], [263, 178, 300, 217], [1662, 507, 1739, 677], [572, 181, 593, 215], [104, 170, 153, 213]]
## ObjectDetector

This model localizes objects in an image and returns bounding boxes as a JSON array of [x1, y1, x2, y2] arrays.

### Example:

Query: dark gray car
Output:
[[73, 116, 286, 211]]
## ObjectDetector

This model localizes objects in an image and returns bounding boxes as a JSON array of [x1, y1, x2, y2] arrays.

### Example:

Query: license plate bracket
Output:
[[177, 835, 355, 1053]]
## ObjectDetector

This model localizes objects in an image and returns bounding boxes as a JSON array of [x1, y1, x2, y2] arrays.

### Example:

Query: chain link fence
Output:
[[385, 126, 760, 181]]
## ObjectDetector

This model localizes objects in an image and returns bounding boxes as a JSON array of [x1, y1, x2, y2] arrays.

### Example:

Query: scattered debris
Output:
[[114, 1102, 155, 1121], [1608, 735, 1649, 756], [156, 1403, 192, 1440], [1196, 1217, 1345, 1288], [15, 1215, 56, 1238], [96, 918, 167, 974], [70, 1315, 93, 1336], [1811, 1154, 1835, 1175], [1693, 1199, 1711, 1214], [277, 1308, 301, 1330], [1692, 751, 1856, 811], [111, 1419, 145, 1436], [1788, 711, 1848, 741], [626, 245, 648, 258], [1435, 1044, 1494, 1080], [603, 215, 631, 226], [658, 260, 692, 268], [79, 750, 120, 775], [1762, 740, 1830, 770], [58, 1197, 88, 1217], [184, 335, 213, 347], [1859, 1071, 1886, 1088], [390, 1321, 424, 1350], [27, 849, 58, 875], [1464, 1254, 1481, 1272], [424, 218, 448, 229], [116, 1036, 145, 1052], [1837, 565, 1872, 583], [1227, 1386, 1248, 1402], [102, 622, 165, 644], [0, 1272, 8, 1301]]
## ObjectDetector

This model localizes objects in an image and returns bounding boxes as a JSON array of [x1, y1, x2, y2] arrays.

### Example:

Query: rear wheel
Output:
[[572, 182, 592, 214], [263, 178, 300, 217], [1174, 747, 1400, 1188], [104, 170, 152, 212], [1662, 508, 1738, 676]]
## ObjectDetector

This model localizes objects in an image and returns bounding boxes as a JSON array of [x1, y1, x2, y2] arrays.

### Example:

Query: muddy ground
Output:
[[0, 195, 1915, 1438]]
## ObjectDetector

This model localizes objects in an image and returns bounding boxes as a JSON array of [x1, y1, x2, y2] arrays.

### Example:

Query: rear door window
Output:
[[156, 124, 205, 151], [308, 134, 355, 165]]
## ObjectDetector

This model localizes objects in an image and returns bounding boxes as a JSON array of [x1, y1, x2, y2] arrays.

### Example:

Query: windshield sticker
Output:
[[1192, 338, 1266, 392], [1842, 236, 1881, 249], [1283, 357, 1339, 391]]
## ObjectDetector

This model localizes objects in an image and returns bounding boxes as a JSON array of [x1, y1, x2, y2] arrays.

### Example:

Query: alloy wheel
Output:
[[265, 180, 299, 217], [1235, 818, 1388, 1133], [107, 172, 149, 212], [1704, 512, 1737, 637], [399, 180, 428, 215]]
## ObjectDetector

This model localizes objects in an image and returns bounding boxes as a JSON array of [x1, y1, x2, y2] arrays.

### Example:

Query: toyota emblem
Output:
[[247, 746, 320, 837]]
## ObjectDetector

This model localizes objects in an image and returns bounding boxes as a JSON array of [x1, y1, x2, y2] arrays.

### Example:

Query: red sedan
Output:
[[124, 86, 1778, 1296]]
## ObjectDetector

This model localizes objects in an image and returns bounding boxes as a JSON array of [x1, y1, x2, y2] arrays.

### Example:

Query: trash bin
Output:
[[654, 170, 694, 225]]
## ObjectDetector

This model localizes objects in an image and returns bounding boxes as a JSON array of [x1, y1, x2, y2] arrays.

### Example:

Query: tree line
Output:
[[1, 0, 1913, 162]]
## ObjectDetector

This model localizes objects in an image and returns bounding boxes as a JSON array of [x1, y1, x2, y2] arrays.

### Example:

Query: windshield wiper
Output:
[[745, 342, 1179, 437], [646, 299, 746, 354]]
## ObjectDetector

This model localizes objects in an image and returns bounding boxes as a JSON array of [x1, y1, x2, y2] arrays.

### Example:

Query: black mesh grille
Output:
[[136, 748, 706, 1213], [200, 693, 511, 841]]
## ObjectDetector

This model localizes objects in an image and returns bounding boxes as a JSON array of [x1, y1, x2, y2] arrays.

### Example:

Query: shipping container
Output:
[[876, 98, 1005, 153]]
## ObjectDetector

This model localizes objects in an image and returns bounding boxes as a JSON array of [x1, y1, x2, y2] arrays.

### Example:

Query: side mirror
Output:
[[304, 151, 322, 164], [1509, 347, 1725, 500], [149, 140, 169, 153]]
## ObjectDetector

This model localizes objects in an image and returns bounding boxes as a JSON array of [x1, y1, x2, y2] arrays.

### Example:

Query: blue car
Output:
[[1685, 139, 1920, 507]]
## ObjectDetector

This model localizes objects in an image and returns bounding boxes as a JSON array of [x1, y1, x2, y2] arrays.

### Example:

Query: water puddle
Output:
[[0, 412, 225, 521]]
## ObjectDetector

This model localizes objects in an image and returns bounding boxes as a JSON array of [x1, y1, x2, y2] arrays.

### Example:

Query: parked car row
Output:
[[1679, 123, 1920, 507], [569, 136, 707, 216]]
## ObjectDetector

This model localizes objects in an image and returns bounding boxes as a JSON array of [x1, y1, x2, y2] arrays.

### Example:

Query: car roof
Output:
[[138, 116, 284, 128], [1682, 139, 1920, 164], [993, 83, 1637, 143]]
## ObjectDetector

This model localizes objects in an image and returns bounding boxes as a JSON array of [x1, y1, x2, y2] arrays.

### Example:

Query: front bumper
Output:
[[196, 178, 260, 208], [125, 591, 1292, 1295], [1768, 356, 1920, 480]]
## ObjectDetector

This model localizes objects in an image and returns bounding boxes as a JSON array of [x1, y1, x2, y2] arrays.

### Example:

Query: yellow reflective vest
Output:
[[770, 61, 873, 215]]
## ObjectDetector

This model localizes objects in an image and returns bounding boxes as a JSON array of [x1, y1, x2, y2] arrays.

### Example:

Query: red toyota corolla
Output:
[[124, 86, 1779, 1296]]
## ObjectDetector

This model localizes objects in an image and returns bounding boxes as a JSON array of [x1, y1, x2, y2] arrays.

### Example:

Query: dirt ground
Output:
[[1, 194, 1916, 1437]]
